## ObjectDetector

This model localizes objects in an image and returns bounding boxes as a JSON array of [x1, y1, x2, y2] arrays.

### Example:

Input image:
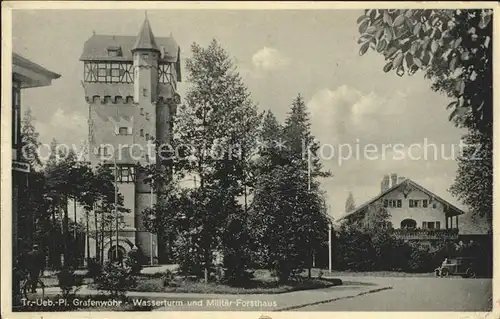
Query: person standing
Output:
[[26, 244, 45, 293]]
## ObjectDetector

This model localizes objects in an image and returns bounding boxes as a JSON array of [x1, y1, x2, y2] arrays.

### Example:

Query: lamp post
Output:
[[307, 146, 313, 277], [148, 173, 154, 266], [328, 222, 332, 273], [114, 154, 119, 264]]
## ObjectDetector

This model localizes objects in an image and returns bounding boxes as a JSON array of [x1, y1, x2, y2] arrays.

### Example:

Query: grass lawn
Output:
[[40, 276, 93, 287], [130, 269, 342, 294]]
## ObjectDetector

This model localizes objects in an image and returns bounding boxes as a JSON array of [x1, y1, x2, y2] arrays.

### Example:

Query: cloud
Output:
[[307, 85, 407, 146], [252, 47, 291, 72], [36, 108, 87, 147], [304, 85, 465, 217]]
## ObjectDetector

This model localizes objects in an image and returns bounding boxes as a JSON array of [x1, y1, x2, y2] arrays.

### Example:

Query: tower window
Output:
[[145, 133, 150, 140], [140, 108, 144, 115], [145, 112, 150, 120], [107, 45, 122, 57], [117, 166, 135, 183], [118, 127, 130, 135], [140, 129, 144, 137], [97, 145, 111, 157], [142, 88, 148, 97], [107, 49, 122, 57], [142, 53, 149, 60]]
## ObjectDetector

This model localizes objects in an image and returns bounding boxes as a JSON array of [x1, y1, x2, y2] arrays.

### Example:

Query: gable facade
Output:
[[338, 177, 464, 240]]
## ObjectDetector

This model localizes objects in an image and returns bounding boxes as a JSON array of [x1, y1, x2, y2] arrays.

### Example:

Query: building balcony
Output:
[[391, 228, 459, 240]]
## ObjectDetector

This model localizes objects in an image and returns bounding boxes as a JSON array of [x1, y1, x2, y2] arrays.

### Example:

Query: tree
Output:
[[363, 202, 391, 231], [20, 108, 43, 170], [250, 99, 330, 281], [155, 39, 260, 282], [356, 9, 493, 222], [449, 131, 493, 225], [283, 94, 331, 278], [345, 192, 356, 213], [251, 165, 311, 282]]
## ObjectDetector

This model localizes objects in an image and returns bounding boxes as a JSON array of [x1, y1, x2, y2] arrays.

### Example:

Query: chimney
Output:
[[160, 45, 166, 59], [390, 173, 398, 188], [381, 174, 390, 193]]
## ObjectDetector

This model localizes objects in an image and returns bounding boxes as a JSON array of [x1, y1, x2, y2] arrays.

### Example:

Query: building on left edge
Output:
[[12, 53, 60, 262]]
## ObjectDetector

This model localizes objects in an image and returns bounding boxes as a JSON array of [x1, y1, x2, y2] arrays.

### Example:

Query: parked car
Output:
[[435, 257, 477, 278]]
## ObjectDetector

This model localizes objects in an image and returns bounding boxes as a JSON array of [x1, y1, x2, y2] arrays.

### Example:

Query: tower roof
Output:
[[131, 15, 159, 52]]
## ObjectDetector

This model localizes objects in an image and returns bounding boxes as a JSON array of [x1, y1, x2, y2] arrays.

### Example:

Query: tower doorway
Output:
[[108, 245, 126, 263]]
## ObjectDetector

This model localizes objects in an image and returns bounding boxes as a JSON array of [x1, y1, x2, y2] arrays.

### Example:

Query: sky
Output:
[[12, 9, 469, 220]]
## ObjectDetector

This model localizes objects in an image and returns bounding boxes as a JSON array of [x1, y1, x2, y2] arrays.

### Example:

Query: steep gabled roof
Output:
[[132, 16, 159, 52], [80, 35, 179, 62], [337, 179, 465, 222]]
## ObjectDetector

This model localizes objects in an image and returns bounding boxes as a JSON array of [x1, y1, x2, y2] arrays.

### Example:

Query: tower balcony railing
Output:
[[391, 228, 459, 240]]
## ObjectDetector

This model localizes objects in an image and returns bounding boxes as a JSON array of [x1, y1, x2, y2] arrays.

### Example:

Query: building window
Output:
[[409, 199, 422, 208], [384, 199, 401, 208], [118, 127, 130, 135], [145, 133, 150, 140], [145, 112, 150, 120], [401, 219, 417, 229], [423, 200, 428, 208], [140, 108, 144, 115], [140, 129, 144, 137], [423, 221, 441, 230], [397, 200, 402, 208], [142, 88, 148, 97], [142, 53, 149, 60], [432, 203, 437, 209]]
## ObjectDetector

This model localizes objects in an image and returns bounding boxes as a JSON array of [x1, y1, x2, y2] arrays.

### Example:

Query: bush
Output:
[[125, 248, 143, 276], [172, 235, 204, 278], [57, 267, 82, 299], [222, 254, 254, 286], [334, 226, 452, 272], [135, 279, 166, 292], [405, 243, 436, 272], [317, 269, 324, 279], [94, 262, 136, 298], [161, 269, 179, 287], [87, 258, 102, 279], [335, 228, 377, 271]]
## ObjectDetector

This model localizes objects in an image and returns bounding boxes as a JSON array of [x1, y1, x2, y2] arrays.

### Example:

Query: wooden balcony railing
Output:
[[391, 228, 459, 240]]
